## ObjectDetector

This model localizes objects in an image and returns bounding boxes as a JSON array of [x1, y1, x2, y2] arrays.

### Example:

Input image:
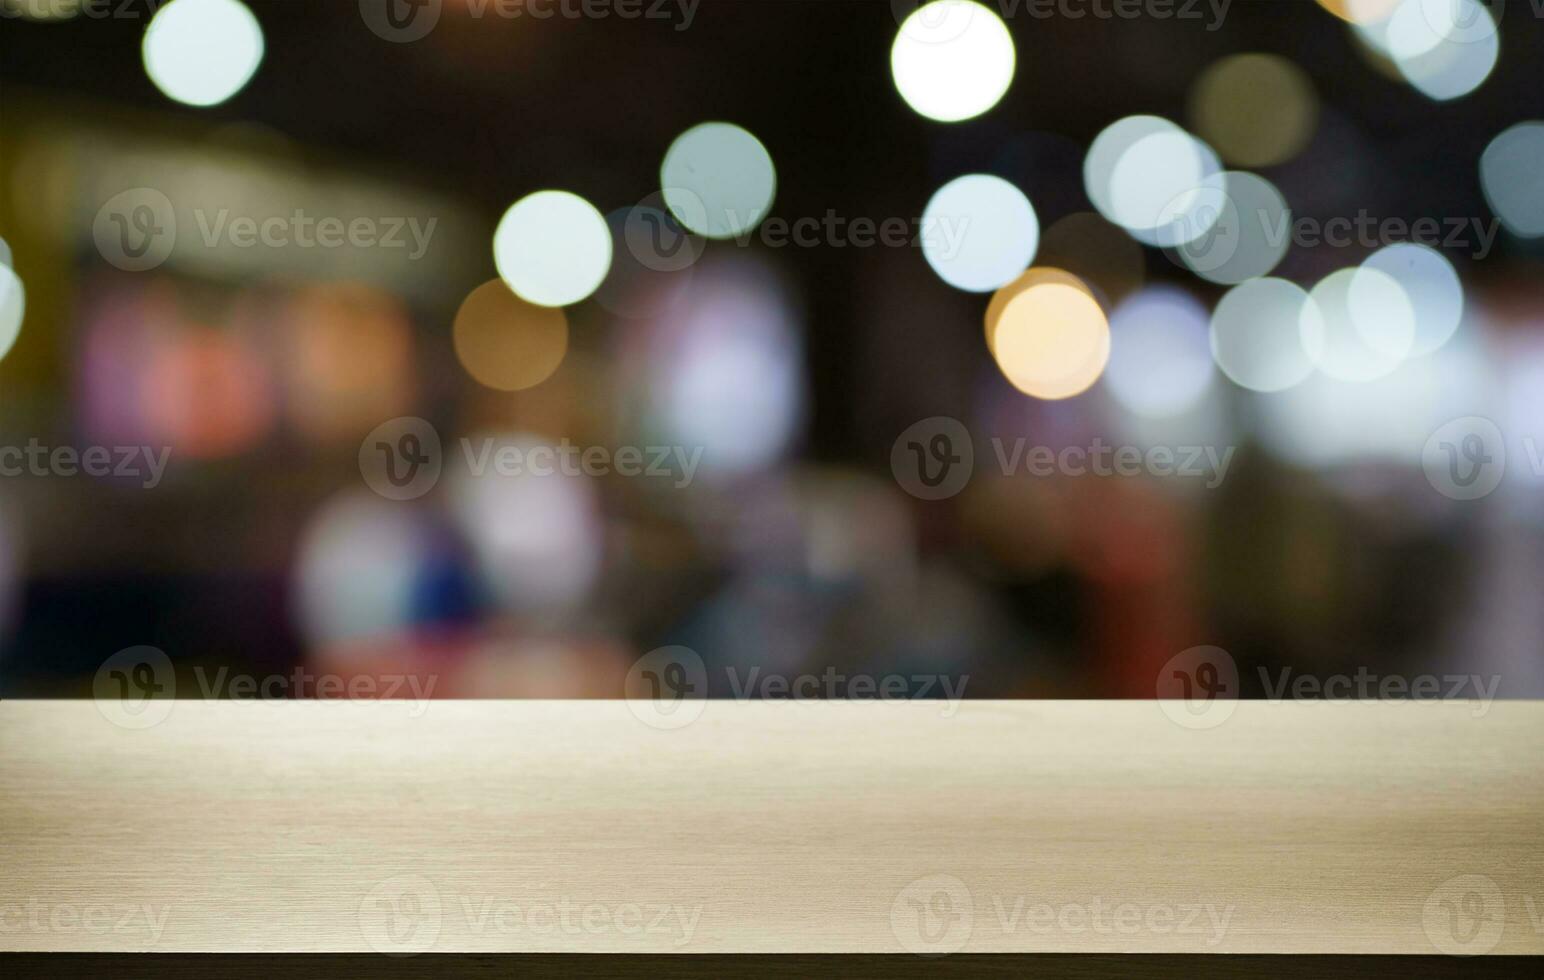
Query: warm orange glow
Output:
[[454, 278, 569, 392], [1315, 0, 1401, 24], [987, 270, 1110, 401]]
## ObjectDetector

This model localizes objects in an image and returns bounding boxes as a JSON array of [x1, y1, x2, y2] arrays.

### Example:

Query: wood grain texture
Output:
[[2, 700, 1541, 954]]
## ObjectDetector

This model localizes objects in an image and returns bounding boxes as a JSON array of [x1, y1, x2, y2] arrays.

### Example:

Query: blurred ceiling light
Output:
[[1361, 243, 1463, 356], [660, 122, 777, 240], [1103, 287, 1215, 419], [1209, 278, 1319, 393], [143, 0, 265, 108], [447, 433, 603, 612], [1085, 116, 1224, 248], [1174, 171, 1291, 285], [891, 0, 1015, 123], [453, 278, 568, 392], [1481, 122, 1544, 238], [1302, 266, 1416, 382], [1189, 54, 1318, 168], [493, 190, 612, 307], [0, 263, 23, 363], [988, 272, 1110, 400], [921, 174, 1039, 293]]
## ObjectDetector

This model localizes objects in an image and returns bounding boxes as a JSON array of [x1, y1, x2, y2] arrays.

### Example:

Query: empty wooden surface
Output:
[[2, 700, 1541, 954]]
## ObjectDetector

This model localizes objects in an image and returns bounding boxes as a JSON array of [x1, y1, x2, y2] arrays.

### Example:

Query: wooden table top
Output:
[[2, 699, 1541, 955]]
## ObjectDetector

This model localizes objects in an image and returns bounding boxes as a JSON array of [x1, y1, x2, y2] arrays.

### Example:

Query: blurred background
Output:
[[2, 0, 1543, 700]]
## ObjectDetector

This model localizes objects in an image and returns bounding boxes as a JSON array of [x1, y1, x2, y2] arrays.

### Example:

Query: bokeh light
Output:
[[1085, 116, 1224, 247], [1, 0, 84, 19], [891, 0, 1015, 123], [0, 263, 24, 362], [1316, 0, 1402, 25], [988, 270, 1110, 400], [1361, 243, 1463, 356], [643, 259, 805, 478], [1209, 278, 1319, 393], [293, 492, 434, 650], [1255, 332, 1490, 467], [660, 122, 777, 240], [447, 433, 604, 612], [1173, 171, 1291, 285], [1356, 0, 1499, 101], [453, 279, 569, 392], [493, 190, 612, 307], [282, 283, 417, 445], [921, 174, 1039, 293], [1302, 267, 1416, 383], [144, 327, 272, 459], [1103, 287, 1215, 419], [985, 267, 1097, 356], [143, 0, 265, 108], [1189, 54, 1318, 168], [1481, 122, 1544, 238]]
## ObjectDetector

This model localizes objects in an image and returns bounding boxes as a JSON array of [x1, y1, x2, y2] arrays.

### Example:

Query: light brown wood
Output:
[[2, 700, 1541, 954]]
